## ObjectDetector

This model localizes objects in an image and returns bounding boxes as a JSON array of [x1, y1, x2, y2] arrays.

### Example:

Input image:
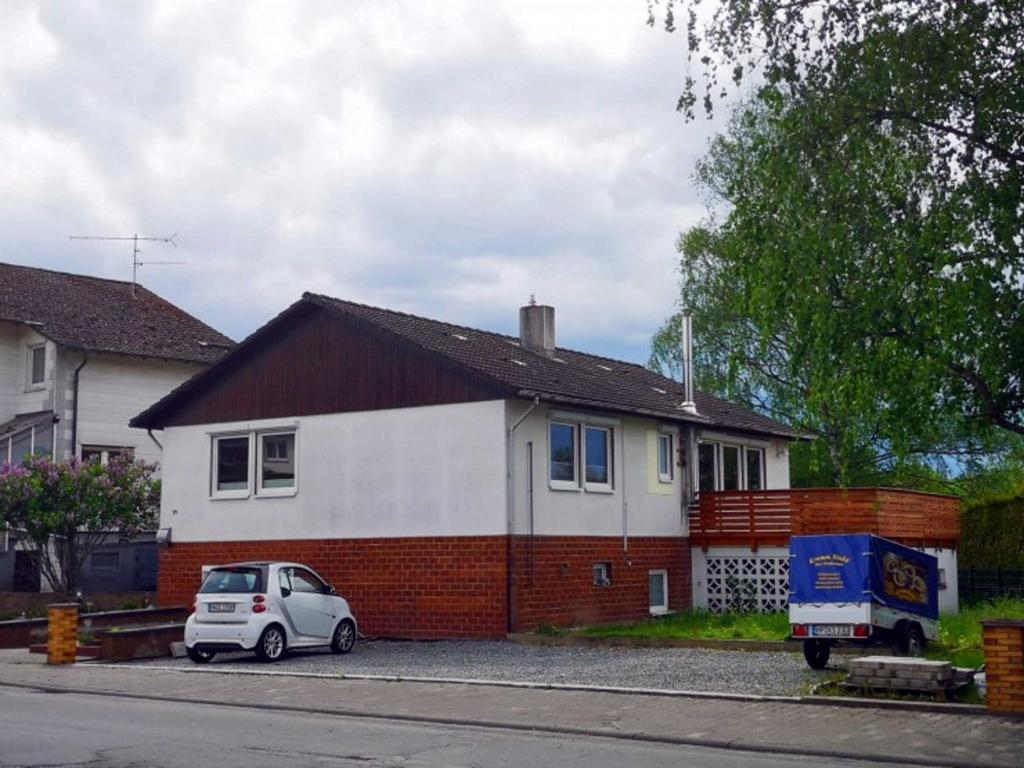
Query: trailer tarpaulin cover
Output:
[[789, 534, 938, 620]]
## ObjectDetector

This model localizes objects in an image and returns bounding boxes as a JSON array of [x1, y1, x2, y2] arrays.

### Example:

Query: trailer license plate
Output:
[[812, 624, 849, 637], [208, 603, 235, 614]]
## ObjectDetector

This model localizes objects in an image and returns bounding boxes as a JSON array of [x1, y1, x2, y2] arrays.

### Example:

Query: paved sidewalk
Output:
[[0, 650, 1021, 767]]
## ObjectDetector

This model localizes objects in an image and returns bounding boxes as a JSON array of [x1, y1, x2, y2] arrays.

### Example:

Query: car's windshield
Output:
[[199, 567, 263, 594]]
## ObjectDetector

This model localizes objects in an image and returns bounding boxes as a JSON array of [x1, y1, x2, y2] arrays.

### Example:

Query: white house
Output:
[[133, 294, 800, 637], [0, 261, 233, 592]]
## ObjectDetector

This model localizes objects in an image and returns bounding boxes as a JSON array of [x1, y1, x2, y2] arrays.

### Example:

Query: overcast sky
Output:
[[1, 1, 726, 365]]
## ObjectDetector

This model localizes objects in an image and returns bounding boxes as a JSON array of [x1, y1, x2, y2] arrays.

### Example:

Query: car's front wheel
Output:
[[255, 625, 287, 663], [331, 619, 356, 654], [186, 647, 216, 664]]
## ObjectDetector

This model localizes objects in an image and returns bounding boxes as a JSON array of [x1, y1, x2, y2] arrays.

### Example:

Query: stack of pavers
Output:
[[846, 656, 954, 697]]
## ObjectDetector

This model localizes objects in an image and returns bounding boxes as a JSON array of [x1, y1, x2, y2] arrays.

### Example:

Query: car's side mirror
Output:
[[280, 586, 291, 598], [324, 585, 337, 595]]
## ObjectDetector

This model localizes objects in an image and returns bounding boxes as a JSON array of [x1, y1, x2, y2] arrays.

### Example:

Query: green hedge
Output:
[[959, 491, 1024, 569]]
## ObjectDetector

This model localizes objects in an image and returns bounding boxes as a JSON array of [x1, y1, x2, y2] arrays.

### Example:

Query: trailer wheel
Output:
[[803, 639, 832, 669], [897, 623, 926, 657]]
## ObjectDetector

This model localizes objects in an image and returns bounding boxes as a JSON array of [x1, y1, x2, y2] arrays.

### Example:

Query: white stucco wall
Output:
[[72, 353, 203, 466], [506, 402, 686, 538], [0, 323, 55, 423], [160, 399, 509, 542]]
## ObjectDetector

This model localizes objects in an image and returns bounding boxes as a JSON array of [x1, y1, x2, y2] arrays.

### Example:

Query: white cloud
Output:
[[0, 0, 724, 364]]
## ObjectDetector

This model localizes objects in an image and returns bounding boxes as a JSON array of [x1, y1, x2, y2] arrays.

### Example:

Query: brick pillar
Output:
[[982, 619, 1024, 714], [47, 603, 79, 665]]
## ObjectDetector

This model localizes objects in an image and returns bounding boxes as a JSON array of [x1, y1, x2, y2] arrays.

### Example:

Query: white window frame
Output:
[[657, 432, 674, 483], [744, 446, 765, 491], [719, 443, 743, 491], [81, 445, 131, 466], [649, 569, 669, 615], [211, 433, 253, 500], [593, 562, 611, 588], [548, 421, 580, 491], [26, 344, 46, 390], [582, 425, 613, 493], [696, 440, 718, 494], [256, 430, 299, 497]]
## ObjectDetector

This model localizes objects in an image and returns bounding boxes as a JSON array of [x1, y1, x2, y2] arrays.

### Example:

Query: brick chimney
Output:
[[519, 296, 555, 356]]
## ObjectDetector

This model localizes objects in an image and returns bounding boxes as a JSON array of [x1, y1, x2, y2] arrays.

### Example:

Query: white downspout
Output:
[[506, 396, 540, 633]]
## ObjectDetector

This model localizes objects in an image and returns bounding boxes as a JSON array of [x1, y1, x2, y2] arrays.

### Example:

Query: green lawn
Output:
[[576, 598, 1024, 669], [579, 610, 790, 641]]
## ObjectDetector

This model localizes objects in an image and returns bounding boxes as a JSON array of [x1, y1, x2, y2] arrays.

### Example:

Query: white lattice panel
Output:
[[704, 555, 789, 613]]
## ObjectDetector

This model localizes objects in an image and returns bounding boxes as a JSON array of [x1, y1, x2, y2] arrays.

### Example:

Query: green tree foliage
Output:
[[0, 454, 160, 592], [960, 491, 1024, 569], [649, 1, 1024, 439]]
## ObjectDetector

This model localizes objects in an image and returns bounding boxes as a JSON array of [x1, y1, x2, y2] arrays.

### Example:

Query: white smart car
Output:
[[185, 562, 358, 663]]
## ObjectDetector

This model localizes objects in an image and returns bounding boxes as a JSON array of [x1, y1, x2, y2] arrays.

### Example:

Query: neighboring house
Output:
[[133, 293, 799, 638], [0, 262, 234, 593]]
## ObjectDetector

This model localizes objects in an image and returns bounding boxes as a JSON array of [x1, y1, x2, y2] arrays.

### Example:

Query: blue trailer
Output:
[[788, 533, 939, 669]]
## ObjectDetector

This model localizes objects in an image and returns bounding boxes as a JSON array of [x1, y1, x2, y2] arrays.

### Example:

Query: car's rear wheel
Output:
[[331, 619, 356, 654], [186, 647, 216, 664], [255, 625, 287, 662], [803, 639, 832, 669]]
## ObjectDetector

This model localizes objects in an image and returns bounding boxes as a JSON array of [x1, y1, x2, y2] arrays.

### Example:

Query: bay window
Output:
[[697, 441, 768, 493]]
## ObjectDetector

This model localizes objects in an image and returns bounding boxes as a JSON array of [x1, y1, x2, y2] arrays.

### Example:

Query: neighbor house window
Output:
[[549, 422, 578, 488], [583, 426, 612, 491], [27, 345, 45, 388], [82, 446, 130, 466], [746, 448, 764, 491], [721, 445, 741, 490], [649, 570, 669, 615], [91, 551, 119, 570], [212, 434, 251, 498], [657, 433, 673, 483], [258, 431, 297, 494]]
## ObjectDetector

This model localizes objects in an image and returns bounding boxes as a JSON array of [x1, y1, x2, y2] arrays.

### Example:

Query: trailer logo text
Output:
[[808, 554, 850, 567]]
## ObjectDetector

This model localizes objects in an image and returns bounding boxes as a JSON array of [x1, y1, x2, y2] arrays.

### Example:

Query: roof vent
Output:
[[519, 296, 555, 357]]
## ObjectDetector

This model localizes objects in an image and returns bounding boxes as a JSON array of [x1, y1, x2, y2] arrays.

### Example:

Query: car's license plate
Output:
[[812, 624, 850, 637], [208, 602, 235, 613]]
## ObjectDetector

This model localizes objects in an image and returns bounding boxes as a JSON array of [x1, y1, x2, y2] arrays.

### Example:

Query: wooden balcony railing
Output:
[[688, 488, 960, 550]]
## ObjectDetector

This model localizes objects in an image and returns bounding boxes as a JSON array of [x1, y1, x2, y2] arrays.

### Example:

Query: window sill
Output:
[[210, 491, 251, 501], [549, 481, 581, 492], [649, 607, 670, 616], [24, 384, 46, 393], [657, 475, 674, 485], [583, 485, 614, 494], [256, 488, 298, 499]]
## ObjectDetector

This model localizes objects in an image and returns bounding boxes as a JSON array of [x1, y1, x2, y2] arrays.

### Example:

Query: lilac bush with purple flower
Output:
[[0, 453, 160, 592]]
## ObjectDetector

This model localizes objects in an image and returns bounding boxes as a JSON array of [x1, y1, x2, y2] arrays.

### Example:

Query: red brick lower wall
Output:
[[159, 535, 691, 638], [511, 536, 691, 631], [159, 537, 508, 639]]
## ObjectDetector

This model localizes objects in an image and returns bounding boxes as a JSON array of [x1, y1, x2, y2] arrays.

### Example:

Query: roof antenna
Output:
[[69, 233, 185, 297], [528, 294, 537, 306]]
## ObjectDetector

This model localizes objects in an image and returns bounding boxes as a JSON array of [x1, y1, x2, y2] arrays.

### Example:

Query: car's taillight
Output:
[[252, 604, 267, 613], [253, 594, 266, 604], [791, 624, 809, 637], [252, 594, 267, 613], [853, 623, 871, 639]]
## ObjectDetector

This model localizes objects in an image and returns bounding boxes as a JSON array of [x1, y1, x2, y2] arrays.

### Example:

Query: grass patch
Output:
[[928, 597, 1024, 668], [579, 610, 790, 641]]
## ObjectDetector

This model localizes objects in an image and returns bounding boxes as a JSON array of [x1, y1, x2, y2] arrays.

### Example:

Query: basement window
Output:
[[649, 570, 669, 615], [593, 562, 611, 588]]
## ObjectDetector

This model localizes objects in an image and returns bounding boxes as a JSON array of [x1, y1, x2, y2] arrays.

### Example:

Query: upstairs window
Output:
[[27, 345, 45, 388], [583, 426, 612, 491], [721, 445, 741, 491], [259, 432, 296, 494], [746, 448, 765, 491], [549, 422, 578, 488], [697, 441, 768, 493], [698, 443, 717, 493], [212, 435, 250, 498], [657, 433, 673, 483]]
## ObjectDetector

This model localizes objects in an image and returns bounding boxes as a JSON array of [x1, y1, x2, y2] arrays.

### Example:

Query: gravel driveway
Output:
[[129, 640, 842, 696]]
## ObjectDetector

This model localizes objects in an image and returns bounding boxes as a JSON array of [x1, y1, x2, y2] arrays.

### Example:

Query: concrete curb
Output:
[[93, 661, 990, 716], [507, 632, 882, 655], [0, 679, 1009, 768]]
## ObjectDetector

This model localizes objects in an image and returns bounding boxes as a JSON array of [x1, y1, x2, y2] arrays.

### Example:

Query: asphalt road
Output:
[[0, 685, 907, 768]]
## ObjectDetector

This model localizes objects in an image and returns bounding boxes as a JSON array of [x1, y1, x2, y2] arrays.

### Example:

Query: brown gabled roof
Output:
[[0, 262, 234, 364], [132, 292, 797, 439]]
